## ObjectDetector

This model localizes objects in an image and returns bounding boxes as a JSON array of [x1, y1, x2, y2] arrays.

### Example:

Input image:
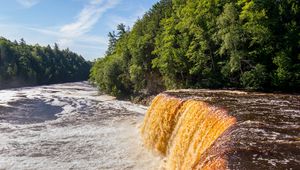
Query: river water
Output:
[[0, 82, 299, 170], [0, 82, 162, 170], [166, 89, 300, 169]]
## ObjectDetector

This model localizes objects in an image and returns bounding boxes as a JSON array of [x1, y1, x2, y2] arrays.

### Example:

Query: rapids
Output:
[[0, 82, 162, 170], [0, 82, 299, 169]]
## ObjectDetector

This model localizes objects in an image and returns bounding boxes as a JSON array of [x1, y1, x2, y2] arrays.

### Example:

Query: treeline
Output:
[[0, 37, 91, 89], [90, 0, 300, 97]]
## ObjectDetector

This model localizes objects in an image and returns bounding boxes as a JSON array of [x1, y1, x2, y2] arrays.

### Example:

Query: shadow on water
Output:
[[0, 99, 63, 124]]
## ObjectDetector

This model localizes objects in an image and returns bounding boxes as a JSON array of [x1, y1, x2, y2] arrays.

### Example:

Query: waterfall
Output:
[[141, 94, 236, 169]]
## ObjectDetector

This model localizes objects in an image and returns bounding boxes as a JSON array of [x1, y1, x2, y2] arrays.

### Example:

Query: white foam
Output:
[[0, 82, 161, 170]]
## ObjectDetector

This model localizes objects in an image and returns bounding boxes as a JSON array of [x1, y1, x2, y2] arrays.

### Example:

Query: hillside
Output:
[[90, 0, 300, 97], [0, 37, 91, 89]]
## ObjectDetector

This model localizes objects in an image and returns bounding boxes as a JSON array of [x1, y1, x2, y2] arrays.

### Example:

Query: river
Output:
[[165, 89, 300, 169], [0, 82, 162, 170], [0, 82, 299, 169]]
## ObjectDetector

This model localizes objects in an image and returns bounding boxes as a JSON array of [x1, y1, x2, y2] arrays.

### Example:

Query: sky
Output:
[[0, 0, 159, 60]]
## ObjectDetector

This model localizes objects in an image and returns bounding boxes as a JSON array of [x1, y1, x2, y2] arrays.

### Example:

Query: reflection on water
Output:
[[166, 90, 300, 169]]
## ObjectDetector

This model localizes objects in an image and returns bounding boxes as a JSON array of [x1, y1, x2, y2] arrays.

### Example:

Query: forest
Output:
[[0, 37, 91, 89], [91, 0, 300, 97]]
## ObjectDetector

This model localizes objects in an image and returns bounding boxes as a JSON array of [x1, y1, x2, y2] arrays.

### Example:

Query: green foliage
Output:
[[90, 0, 300, 96], [241, 64, 268, 90], [0, 37, 91, 89]]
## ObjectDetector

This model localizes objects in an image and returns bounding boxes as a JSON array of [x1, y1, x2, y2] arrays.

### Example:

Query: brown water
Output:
[[165, 89, 300, 170], [140, 94, 236, 169], [0, 82, 299, 169]]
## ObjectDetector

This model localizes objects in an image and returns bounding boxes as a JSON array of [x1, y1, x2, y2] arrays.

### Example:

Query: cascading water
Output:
[[0, 83, 299, 169], [141, 94, 236, 169], [164, 90, 300, 169], [140, 94, 184, 154]]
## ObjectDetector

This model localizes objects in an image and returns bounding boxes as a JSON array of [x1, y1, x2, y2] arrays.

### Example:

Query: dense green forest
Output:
[[0, 37, 91, 89], [90, 0, 300, 97]]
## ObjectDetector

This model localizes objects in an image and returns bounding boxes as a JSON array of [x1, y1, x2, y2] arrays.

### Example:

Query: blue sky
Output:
[[0, 0, 159, 60]]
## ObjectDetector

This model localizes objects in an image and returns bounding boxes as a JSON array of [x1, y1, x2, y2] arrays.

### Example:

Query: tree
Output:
[[90, 0, 300, 97], [0, 37, 91, 89]]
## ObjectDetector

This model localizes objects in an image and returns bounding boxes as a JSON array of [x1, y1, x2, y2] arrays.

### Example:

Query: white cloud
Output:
[[90, 0, 104, 5], [2, 0, 153, 60], [18, 0, 120, 59], [0, 23, 108, 60], [107, 6, 146, 30], [17, 0, 40, 8], [59, 0, 119, 46], [27, 26, 108, 49]]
